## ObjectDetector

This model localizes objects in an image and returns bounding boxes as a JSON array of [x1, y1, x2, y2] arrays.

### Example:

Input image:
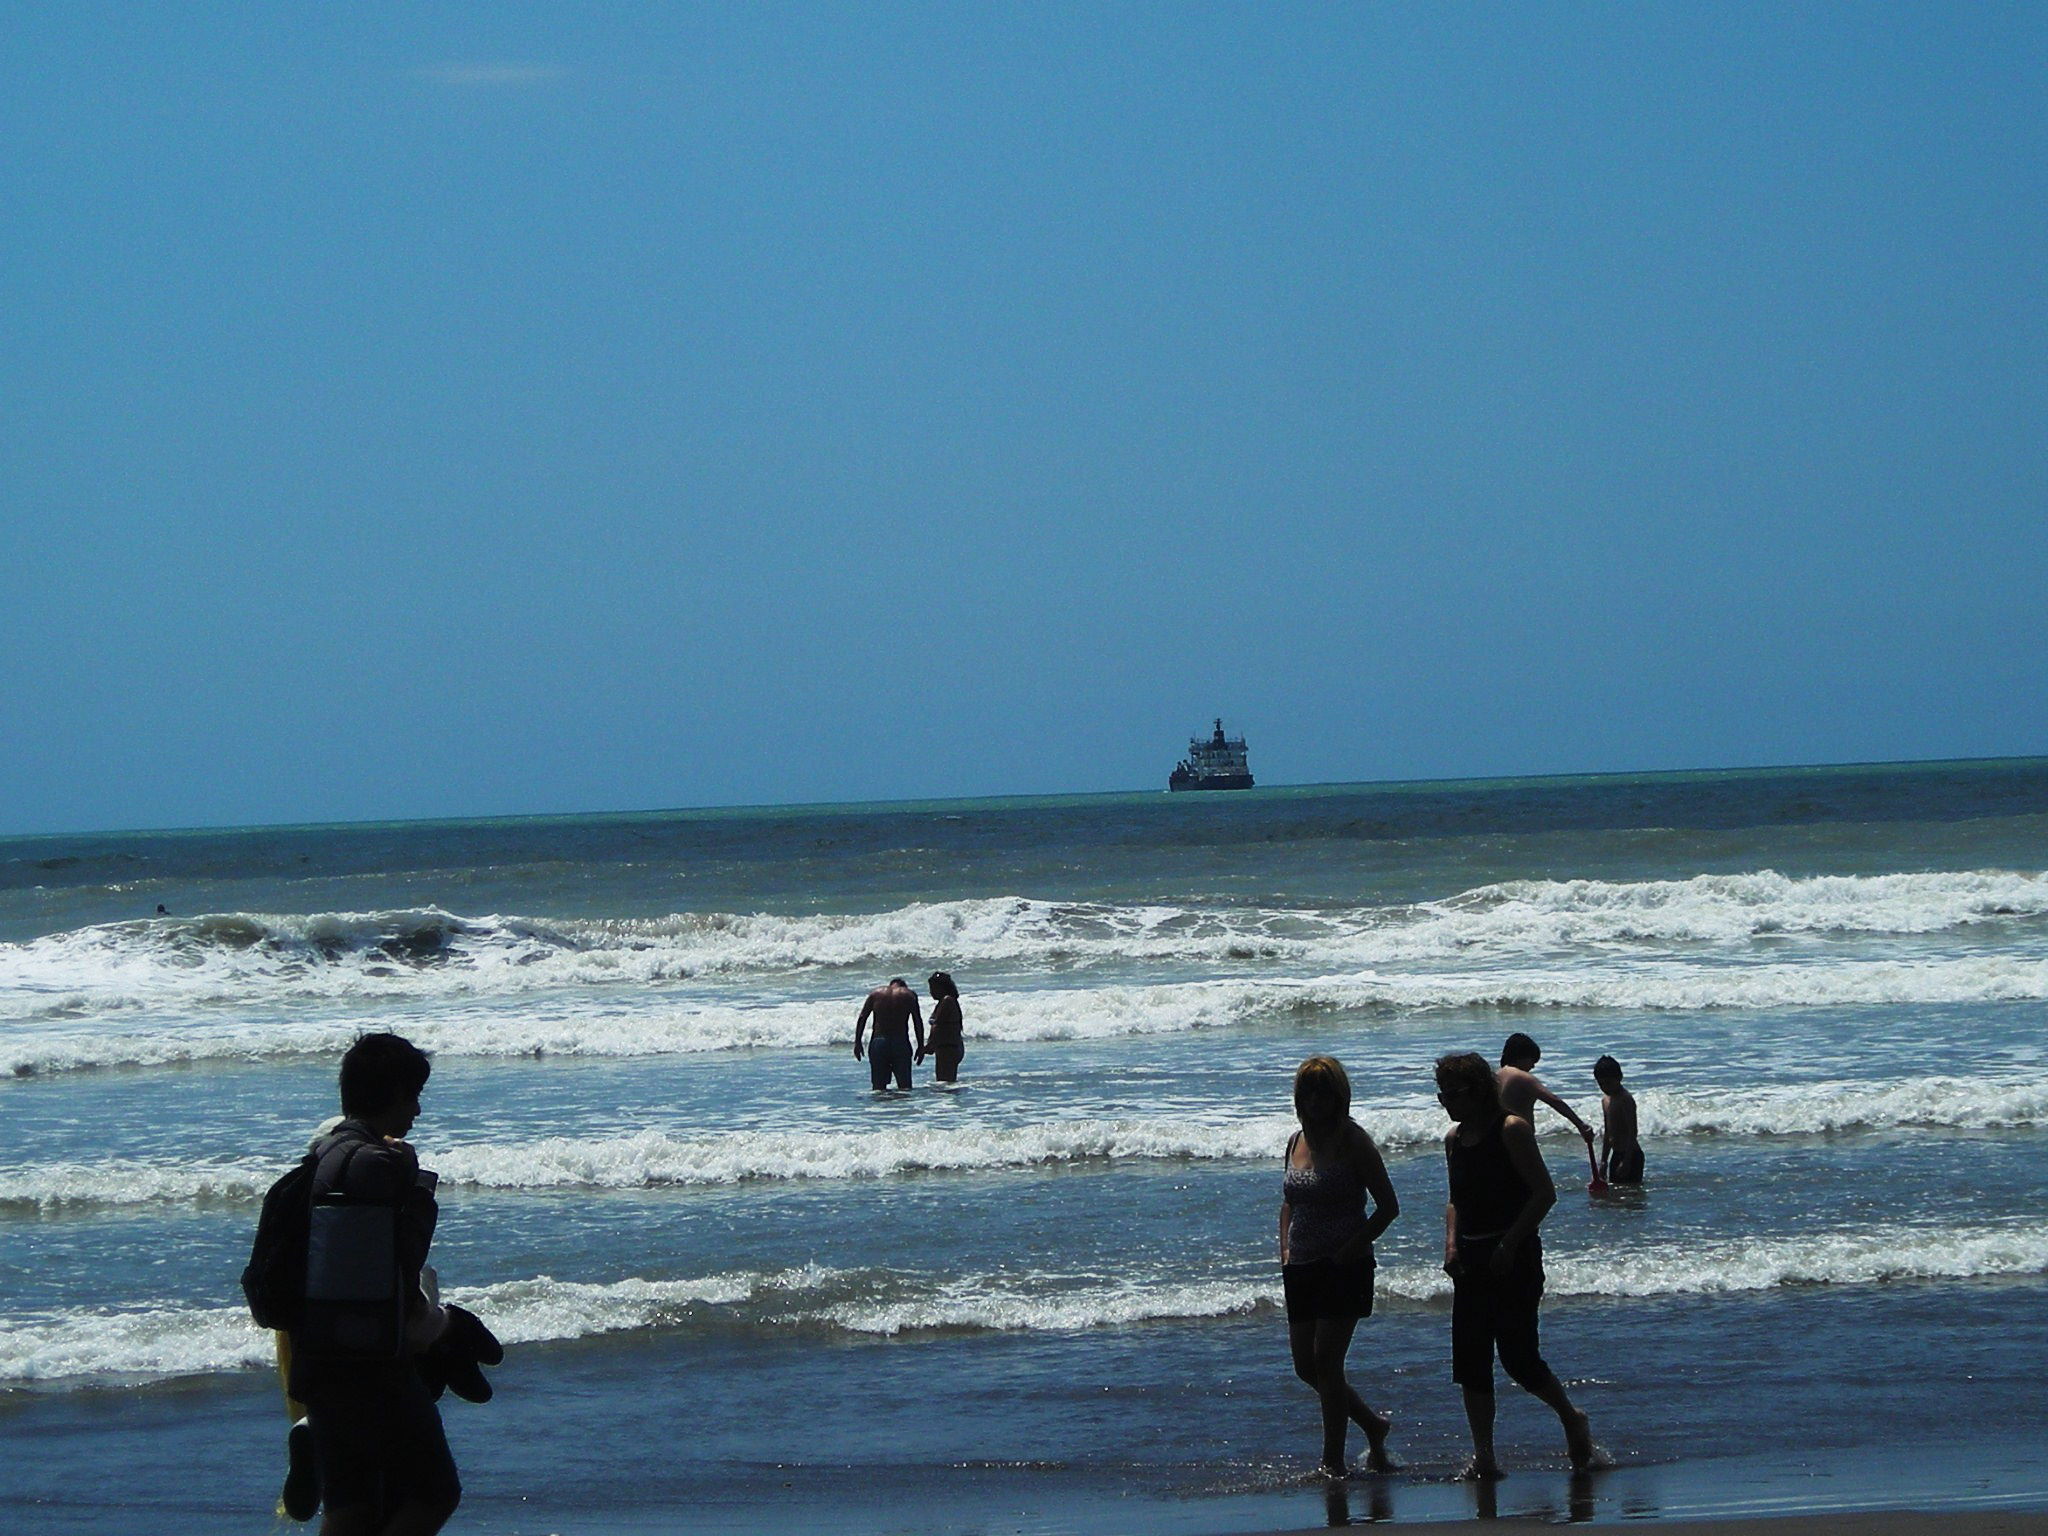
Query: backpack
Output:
[[296, 1177, 411, 1360], [241, 1152, 318, 1330], [241, 1136, 413, 1360]]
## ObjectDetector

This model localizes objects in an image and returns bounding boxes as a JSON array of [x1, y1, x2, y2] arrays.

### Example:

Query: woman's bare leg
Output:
[[1344, 1380, 1393, 1471]]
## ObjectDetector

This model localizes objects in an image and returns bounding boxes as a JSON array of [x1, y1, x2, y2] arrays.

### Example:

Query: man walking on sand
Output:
[[289, 1032, 461, 1536], [855, 978, 925, 1091]]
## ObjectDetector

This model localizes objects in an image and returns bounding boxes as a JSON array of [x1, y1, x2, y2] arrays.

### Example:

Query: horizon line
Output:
[[6, 750, 2045, 844]]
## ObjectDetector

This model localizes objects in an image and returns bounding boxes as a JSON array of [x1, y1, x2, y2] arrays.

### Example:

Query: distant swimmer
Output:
[[854, 978, 925, 1091], [1496, 1033, 1599, 1186], [155, 904, 169, 916], [925, 972, 964, 1084], [1593, 1056, 1643, 1186]]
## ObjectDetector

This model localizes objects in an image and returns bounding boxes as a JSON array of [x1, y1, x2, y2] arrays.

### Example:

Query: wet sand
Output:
[[1266, 1514, 2048, 1536]]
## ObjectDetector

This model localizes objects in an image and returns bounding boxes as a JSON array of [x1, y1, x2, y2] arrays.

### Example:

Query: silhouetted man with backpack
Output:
[[288, 1032, 460, 1535]]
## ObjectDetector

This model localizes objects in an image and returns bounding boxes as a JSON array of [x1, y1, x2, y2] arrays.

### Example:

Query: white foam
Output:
[[0, 1159, 276, 1209], [0, 1303, 276, 1385], [446, 1264, 840, 1346], [831, 1220, 2048, 1329], [0, 1265, 838, 1386], [427, 1117, 1300, 1189], [1536, 1220, 2048, 1299], [1431, 869, 2048, 946], [825, 1276, 1270, 1335], [5, 869, 2045, 1024], [8, 1220, 2044, 1385], [1634, 1077, 2048, 1138], [4, 1076, 2041, 1208], [15, 946, 2048, 1079]]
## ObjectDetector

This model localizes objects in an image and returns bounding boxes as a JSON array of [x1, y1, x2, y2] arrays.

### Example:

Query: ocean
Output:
[[4, 760, 2048, 1533]]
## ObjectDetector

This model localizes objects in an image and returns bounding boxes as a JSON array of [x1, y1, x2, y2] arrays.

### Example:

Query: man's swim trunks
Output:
[[868, 1035, 913, 1090]]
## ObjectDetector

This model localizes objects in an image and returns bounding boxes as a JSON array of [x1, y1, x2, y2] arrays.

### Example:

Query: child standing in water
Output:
[[1279, 1055, 1400, 1477], [1593, 1056, 1643, 1185]]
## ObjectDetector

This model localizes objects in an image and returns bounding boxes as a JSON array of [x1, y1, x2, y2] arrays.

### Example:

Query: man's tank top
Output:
[[1446, 1114, 1530, 1239], [1282, 1130, 1368, 1266]]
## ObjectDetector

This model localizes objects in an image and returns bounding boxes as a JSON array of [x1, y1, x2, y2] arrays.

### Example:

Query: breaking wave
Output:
[[8, 950, 2048, 1080], [7, 1220, 2044, 1387], [12, 950, 2048, 1081], [4, 868, 2044, 1020], [6, 1076, 2044, 1209]]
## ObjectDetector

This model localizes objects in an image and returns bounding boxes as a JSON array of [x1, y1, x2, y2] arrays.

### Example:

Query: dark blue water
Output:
[[2, 760, 2046, 1532]]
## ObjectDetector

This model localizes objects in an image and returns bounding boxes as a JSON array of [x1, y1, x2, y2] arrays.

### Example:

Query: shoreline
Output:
[[8, 1384, 2039, 1536], [1227, 1433, 2048, 1534], [1264, 1515, 2048, 1535], [413, 1432, 2048, 1536]]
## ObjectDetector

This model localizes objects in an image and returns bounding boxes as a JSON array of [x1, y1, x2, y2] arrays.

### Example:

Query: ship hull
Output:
[[1168, 773, 1254, 792]]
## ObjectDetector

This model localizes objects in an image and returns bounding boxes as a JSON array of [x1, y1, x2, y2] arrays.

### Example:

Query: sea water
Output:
[[3, 761, 2047, 1533]]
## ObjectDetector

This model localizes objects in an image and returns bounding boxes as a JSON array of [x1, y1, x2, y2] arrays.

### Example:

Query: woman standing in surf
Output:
[[925, 972, 964, 1083], [1279, 1055, 1400, 1477], [1435, 1051, 1598, 1478]]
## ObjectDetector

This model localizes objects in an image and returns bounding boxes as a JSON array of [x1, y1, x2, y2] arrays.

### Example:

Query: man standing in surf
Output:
[[854, 978, 925, 1091]]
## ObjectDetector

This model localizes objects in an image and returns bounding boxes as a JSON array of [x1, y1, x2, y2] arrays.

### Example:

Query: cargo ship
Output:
[[1169, 719, 1254, 791]]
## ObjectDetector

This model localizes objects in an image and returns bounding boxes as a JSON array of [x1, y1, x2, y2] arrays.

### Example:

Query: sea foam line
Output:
[[0, 1266, 836, 1387], [5, 1076, 2045, 1208], [5, 868, 2046, 1021], [10, 948, 2048, 1079], [6, 1220, 2044, 1386]]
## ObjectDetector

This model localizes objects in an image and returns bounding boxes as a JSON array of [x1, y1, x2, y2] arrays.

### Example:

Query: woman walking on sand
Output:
[[1280, 1055, 1400, 1477], [925, 972, 964, 1083], [1435, 1051, 1600, 1478]]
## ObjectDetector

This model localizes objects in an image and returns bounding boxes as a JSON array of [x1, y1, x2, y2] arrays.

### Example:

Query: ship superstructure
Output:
[[1169, 719, 1254, 791]]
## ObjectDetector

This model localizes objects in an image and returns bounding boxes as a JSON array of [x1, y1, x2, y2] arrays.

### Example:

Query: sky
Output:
[[3, 3, 2044, 835]]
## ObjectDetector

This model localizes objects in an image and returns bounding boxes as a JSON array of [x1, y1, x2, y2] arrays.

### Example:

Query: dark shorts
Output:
[[1282, 1258, 1375, 1323], [931, 1044, 963, 1082], [1449, 1235, 1548, 1392], [298, 1363, 461, 1514], [1608, 1145, 1644, 1184], [868, 1034, 913, 1090]]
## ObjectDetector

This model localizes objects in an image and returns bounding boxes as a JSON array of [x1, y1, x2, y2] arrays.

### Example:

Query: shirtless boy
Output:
[[1495, 1034, 1597, 1152], [1593, 1055, 1643, 1185]]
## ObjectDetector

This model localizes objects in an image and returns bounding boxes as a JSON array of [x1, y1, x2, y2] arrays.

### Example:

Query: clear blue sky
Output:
[[4, 3, 2044, 834]]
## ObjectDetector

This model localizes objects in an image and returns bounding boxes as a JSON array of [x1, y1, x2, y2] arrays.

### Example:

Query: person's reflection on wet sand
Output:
[[1569, 1467, 1599, 1522], [1323, 1478, 1349, 1527], [1467, 1475, 1499, 1521], [1320, 1474, 1392, 1526]]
